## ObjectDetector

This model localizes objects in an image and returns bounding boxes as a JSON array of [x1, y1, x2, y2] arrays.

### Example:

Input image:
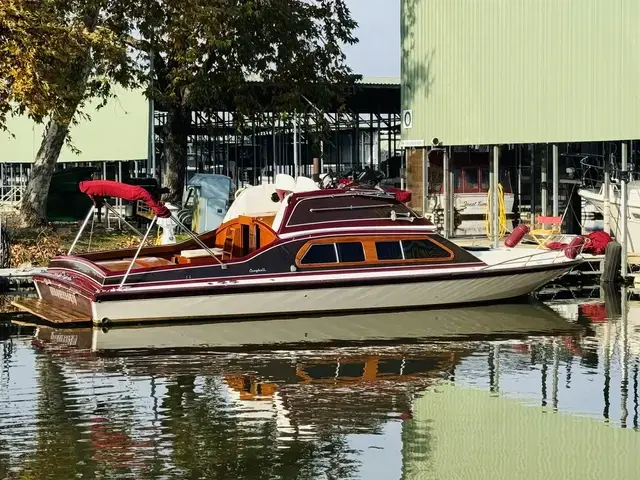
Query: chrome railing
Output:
[[478, 241, 586, 271]]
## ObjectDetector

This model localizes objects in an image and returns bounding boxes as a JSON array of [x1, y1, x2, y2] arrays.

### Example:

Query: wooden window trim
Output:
[[295, 235, 455, 268], [295, 236, 367, 269], [299, 243, 338, 266], [373, 236, 455, 263], [374, 240, 404, 261]]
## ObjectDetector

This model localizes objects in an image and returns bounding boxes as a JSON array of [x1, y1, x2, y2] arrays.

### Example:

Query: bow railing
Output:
[[477, 242, 586, 271]]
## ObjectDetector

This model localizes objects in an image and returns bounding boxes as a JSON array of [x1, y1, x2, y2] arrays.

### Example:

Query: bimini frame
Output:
[[70, 180, 227, 290]]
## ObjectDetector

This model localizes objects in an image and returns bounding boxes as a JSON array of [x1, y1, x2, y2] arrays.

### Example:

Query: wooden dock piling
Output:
[[600, 241, 622, 283]]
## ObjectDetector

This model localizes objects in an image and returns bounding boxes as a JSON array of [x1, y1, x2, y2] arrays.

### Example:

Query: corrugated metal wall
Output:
[[404, 383, 640, 479], [401, 0, 640, 146], [0, 86, 149, 163]]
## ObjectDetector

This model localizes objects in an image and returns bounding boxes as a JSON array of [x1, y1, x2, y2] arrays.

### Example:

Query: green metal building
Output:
[[400, 0, 640, 147], [0, 86, 150, 164], [403, 382, 640, 479]]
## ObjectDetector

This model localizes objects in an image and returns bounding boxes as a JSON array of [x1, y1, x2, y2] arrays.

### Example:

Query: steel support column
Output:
[[552, 144, 559, 217], [492, 146, 500, 248], [621, 142, 629, 277]]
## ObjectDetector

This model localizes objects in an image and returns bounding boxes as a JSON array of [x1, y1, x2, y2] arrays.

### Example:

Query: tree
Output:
[[128, 0, 359, 203], [1, 0, 359, 224], [0, 0, 136, 227]]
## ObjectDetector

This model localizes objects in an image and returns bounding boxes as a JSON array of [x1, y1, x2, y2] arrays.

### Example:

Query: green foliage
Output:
[[129, 0, 360, 120], [2, 0, 359, 211], [0, 0, 136, 131], [1, 0, 359, 137]]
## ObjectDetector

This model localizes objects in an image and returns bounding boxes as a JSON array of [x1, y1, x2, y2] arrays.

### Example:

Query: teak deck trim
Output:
[[11, 298, 91, 325]]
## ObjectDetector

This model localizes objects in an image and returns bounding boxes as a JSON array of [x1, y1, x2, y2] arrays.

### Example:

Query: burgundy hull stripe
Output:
[[38, 262, 485, 296], [101, 262, 483, 290], [49, 228, 473, 284], [88, 236, 485, 287], [49, 259, 106, 284], [39, 278, 95, 298], [95, 261, 579, 302]]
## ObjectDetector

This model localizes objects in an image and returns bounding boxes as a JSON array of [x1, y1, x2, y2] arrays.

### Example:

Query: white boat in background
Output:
[[580, 199, 604, 233], [578, 181, 640, 252], [424, 152, 516, 236]]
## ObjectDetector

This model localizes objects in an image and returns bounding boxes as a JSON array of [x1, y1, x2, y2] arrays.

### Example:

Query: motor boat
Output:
[[13, 176, 583, 325], [578, 181, 640, 252]]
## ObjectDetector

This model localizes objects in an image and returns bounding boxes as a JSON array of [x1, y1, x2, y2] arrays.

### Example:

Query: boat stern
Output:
[[14, 269, 101, 324]]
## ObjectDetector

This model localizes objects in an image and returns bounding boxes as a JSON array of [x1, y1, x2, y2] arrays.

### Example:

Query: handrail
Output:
[[119, 216, 157, 289], [580, 154, 636, 180], [477, 242, 585, 271], [0, 186, 24, 203]]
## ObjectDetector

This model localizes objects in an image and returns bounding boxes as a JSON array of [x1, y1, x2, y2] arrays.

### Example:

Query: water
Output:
[[1, 291, 640, 479]]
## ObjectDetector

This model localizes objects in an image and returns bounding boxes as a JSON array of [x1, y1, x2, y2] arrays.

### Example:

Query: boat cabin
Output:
[[76, 186, 444, 275]]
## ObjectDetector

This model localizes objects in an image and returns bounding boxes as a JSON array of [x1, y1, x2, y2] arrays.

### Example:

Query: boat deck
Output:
[[12, 298, 91, 325]]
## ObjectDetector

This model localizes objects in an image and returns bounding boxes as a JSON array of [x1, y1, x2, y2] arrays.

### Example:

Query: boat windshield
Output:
[[285, 192, 418, 228]]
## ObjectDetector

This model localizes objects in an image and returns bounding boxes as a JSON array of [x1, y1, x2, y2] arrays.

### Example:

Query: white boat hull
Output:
[[429, 192, 516, 236], [579, 184, 640, 252], [93, 263, 575, 324]]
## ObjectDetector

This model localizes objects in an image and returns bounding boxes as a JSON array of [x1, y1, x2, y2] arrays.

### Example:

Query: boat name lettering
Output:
[[50, 333, 78, 346], [459, 200, 486, 208], [50, 272, 74, 282], [49, 287, 78, 305], [249, 268, 266, 274]]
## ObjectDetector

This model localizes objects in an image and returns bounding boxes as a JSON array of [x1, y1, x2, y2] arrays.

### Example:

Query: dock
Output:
[[11, 298, 91, 325], [0, 267, 47, 292], [0, 267, 47, 279]]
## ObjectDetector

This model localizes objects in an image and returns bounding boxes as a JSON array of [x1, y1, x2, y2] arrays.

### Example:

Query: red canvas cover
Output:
[[583, 231, 612, 255], [381, 186, 412, 203], [335, 179, 412, 203], [79, 180, 171, 218], [546, 231, 612, 256]]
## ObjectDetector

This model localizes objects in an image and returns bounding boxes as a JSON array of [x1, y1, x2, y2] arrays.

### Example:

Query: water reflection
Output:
[[0, 296, 639, 479]]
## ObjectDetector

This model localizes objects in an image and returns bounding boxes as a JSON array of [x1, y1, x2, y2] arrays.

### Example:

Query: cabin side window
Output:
[[375, 239, 453, 261], [402, 239, 452, 259], [336, 242, 365, 262], [300, 244, 337, 265], [375, 241, 404, 260]]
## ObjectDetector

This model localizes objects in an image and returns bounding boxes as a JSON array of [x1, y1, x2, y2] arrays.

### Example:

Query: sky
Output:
[[342, 0, 400, 78]]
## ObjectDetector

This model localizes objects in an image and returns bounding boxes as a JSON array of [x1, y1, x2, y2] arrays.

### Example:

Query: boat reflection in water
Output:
[[2, 297, 640, 479], [32, 300, 576, 353]]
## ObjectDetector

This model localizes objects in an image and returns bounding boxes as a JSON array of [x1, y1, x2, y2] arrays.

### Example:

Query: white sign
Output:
[[402, 109, 413, 129], [400, 139, 425, 148]]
